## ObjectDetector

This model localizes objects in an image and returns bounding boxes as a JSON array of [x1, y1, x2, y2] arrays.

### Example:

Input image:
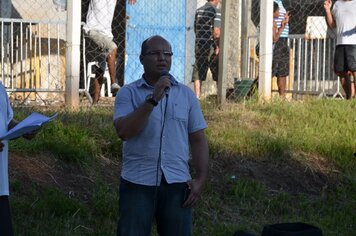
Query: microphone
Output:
[[160, 70, 171, 96]]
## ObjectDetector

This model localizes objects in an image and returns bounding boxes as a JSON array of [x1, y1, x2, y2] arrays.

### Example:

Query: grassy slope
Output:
[[8, 99, 356, 235]]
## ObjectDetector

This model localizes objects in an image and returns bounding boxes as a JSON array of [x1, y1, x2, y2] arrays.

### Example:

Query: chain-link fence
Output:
[[235, 0, 342, 101], [1, 0, 346, 106], [0, 0, 67, 105], [80, 0, 234, 102], [80, 0, 126, 100], [81, 0, 195, 101]]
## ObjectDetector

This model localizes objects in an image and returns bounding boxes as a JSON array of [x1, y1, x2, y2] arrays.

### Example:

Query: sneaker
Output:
[[111, 83, 120, 94]]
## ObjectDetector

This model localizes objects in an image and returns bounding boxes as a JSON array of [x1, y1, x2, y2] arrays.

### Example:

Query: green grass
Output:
[[8, 99, 356, 235], [11, 107, 122, 165]]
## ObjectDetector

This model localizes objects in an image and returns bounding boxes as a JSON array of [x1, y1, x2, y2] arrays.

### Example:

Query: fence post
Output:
[[65, 0, 81, 108], [240, 0, 250, 79], [217, 0, 231, 105], [258, 0, 273, 100]]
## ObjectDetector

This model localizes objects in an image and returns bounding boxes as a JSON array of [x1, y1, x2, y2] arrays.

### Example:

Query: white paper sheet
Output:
[[0, 112, 58, 140]]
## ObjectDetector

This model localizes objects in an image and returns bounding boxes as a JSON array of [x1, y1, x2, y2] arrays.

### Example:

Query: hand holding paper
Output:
[[0, 112, 58, 141]]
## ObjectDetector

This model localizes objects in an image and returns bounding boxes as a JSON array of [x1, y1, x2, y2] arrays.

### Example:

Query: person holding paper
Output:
[[0, 82, 38, 236]]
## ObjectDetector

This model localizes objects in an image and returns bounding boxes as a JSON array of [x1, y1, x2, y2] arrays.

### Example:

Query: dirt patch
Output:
[[9, 150, 340, 201], [208, 152, 340, 195], [9, 153, 120, 201]]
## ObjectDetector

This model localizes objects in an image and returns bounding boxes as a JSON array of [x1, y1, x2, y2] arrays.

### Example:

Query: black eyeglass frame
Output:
[[142, 50, 174, 57]]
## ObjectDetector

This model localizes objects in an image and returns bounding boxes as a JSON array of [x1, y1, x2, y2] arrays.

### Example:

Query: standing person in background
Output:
[[114, 35, 209, 235], [324, 0, 356, 99], [272, 0, 290, 98], [0, 82, 38, 236], [273, 2, 289, 46], [113, 0, 130, 88], [84, 0, 138, 104], [192, 0, 221, 99]]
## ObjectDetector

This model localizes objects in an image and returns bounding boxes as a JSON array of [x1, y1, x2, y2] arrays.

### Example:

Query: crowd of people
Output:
[[82, 0, 356, 102]]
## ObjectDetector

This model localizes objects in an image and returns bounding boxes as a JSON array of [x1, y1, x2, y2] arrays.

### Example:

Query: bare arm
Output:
[[273, 21, 280, 43], [273, 12, 289, 43], [114, 76, 171, 140], [213, 27, 220, 39], [213, 27, 221, 54], [127, 0, 137, 5], [183, 129, 209, 208], [324, 0, 336, 28], [114, 102, 154, 140]]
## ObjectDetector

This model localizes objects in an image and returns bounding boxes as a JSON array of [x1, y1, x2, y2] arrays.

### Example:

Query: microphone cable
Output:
[[152, 91, 169, 219]]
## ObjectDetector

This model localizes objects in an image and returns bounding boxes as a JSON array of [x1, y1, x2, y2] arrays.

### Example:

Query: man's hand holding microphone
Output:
[[151, 70, 171, 103]]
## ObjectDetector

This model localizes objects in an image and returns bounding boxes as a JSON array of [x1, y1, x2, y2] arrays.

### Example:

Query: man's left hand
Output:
[[182, 179, 205, 208]]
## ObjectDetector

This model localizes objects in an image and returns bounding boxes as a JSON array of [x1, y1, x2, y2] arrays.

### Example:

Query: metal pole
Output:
[[217, 0, 231, 104], [65, 0, 81, 108], [235, 0, 242, 79], [258, 0, 273, 100], [241, 0, 249, 79]]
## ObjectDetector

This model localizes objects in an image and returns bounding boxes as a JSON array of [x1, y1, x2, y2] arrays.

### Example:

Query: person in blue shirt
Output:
[[113, 35, 209, 236]]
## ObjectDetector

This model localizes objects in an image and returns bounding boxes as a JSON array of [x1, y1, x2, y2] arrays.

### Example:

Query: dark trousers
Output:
[[192, 43, 219, 82], [116, 177, 192, 236], [0, 196, 14, 236]]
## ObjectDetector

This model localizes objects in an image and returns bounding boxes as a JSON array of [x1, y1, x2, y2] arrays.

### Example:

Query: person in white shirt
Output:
[[324, 0, 356, 99], [84, 0, 138, 103]]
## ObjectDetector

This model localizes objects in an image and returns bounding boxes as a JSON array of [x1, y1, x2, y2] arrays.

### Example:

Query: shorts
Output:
[[334, 45, 356, 73], [191, 42, 218, 82], [272, 38, 290, 77], [86, 30, 117, 71]]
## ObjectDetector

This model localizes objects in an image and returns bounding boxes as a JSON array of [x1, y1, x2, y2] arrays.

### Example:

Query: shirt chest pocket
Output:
[[172, 104, 189, 122]]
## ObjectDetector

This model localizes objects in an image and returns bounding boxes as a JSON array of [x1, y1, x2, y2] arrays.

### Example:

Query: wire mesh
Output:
[[0, 0, 346, 105], [0, 0, 66, 105], [80, 0, 226, 100], [235, 0, 341, 101]]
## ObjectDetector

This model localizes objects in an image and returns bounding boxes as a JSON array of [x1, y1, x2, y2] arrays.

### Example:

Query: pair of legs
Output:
[[276, 76, 287, 98], [192, 43, 219, 99], [86, 30, 120, 103], [0, 196, 14, 236], [338, 72, 356, 99], [334, 45, 356, 99], [117, 177, 192, 236], [93, 47, 119, 103], [272, 39, 289, 98]]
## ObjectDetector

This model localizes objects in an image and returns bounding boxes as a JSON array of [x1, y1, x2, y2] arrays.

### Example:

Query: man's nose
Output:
[[157, 52, 166, 60]]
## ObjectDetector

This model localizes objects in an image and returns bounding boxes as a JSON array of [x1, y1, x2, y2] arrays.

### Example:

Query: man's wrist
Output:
[[145, 94, 158, 106]]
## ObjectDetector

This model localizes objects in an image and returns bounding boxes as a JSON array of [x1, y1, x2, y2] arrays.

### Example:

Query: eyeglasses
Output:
[[143, 50, 173, 57]]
